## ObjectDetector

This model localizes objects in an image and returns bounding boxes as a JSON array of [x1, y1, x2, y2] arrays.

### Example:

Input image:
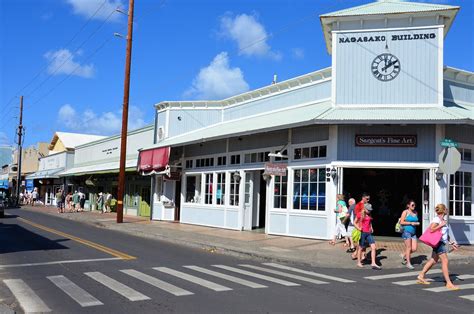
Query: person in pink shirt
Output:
[[355, 203, 381, 270]]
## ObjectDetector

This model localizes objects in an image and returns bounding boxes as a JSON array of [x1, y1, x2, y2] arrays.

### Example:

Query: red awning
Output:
[[137, 147, 170, 173]]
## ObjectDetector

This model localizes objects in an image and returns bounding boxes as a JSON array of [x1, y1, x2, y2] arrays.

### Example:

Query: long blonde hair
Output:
[[336, 194, 345, 201]]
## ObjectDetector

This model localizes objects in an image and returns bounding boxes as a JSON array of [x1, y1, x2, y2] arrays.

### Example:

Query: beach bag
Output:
[[419, 228, 442, 248], [395, 218, 404, 233], [352, 228, 361, 243]]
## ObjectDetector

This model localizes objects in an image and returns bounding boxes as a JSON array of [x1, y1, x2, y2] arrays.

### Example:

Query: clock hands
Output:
[[382, 59, 399, 72]]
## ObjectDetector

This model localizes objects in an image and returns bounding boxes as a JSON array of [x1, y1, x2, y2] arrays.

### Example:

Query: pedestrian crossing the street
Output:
[[1, 262, 353, 312], [364, 270, 474, 302]]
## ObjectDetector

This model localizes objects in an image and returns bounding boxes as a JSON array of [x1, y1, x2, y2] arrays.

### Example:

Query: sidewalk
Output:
[[17, 205, 473, 269]]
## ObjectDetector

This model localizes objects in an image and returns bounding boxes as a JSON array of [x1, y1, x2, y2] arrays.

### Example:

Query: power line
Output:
[[0, 0, 110, 117]]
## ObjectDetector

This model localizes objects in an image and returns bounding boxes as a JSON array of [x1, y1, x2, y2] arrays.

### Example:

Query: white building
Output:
[[139, 1, 473, 243]]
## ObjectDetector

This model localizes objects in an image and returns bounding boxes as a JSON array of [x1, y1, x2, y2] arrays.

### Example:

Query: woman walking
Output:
[[355, 203, 381, 270], [417, 204, 459, 289], [400, 200, 420, 269], [329, 194, 349, 246]]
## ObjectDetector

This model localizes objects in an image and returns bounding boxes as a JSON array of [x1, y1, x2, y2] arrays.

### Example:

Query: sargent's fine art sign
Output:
[[355, 135, 417, 147]]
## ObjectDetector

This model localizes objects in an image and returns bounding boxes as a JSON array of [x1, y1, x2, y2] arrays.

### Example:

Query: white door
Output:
[[243, 172, 254, 230], [422, 169, 435, 231]]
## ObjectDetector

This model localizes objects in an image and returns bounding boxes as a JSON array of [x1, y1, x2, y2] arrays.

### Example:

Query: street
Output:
[[1, 208, 472, 313]]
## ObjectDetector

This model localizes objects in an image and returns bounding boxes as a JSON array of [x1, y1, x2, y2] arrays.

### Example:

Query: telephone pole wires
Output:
[[16, 96, 24, 207], [117, 0, 135, 223]]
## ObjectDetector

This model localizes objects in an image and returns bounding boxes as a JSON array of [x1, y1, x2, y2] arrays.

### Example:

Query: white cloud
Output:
[[219, 13, 281, 60], [185, 52, 249, 100], [292, 48, 305, 60], [66, 0, 124, 21], [0, 132, 10, 145], [58, 104, 147, 135], [44, 49, 95, 78]]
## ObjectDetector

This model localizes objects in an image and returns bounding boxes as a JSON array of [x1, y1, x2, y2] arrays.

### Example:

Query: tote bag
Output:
[[419, 228, 442, 248]]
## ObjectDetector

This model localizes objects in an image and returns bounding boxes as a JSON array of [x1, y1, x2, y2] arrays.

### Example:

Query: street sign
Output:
[[440, 138, 459, 148], [438, 147, 461, 175]]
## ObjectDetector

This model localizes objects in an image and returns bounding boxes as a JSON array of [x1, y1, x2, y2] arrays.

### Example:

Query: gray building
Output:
[[139, 1, 473, 243]]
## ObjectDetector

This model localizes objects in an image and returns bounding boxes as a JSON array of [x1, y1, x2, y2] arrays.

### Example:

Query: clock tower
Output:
[[320, 0, 459, 107]]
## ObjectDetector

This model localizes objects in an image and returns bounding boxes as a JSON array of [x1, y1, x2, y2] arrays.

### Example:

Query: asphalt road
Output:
[[1, 208, 472, 313]]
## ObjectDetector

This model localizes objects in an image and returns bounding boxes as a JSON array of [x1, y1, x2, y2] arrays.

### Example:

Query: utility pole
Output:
[[16, 96, 24, 207], [117, 0, 135, 223]]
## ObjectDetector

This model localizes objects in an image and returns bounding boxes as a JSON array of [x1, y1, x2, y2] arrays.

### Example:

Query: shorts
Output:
[[335, 219, 346, 237], [401, 231, 417, 240], [433, 242, 448, 255], [359, 232, 375, 248]]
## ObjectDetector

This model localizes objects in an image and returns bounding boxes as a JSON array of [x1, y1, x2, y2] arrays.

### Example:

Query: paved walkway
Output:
[[16, 205, 473, 269]]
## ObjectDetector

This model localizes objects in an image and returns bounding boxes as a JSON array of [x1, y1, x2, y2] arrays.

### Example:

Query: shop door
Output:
[[174, 180, 181, 221], [242, 172, 254, 230], [421, 169, 434, 232]]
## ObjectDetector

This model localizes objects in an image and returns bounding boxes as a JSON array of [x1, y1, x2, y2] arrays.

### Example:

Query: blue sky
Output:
[[1, 0, 473, 147]]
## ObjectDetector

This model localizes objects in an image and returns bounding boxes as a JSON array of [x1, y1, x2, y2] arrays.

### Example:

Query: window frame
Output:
[[449, 170, 473, 217], [291, 141, 329, 162], [290, 167, 326, 212]]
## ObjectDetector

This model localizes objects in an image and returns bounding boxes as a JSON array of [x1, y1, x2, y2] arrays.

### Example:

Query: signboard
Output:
[[264, 163, 287, 176], [26, 179, 34, 192], [438, 147, 461, 175], [440, 138, 459, 148], [355, 135, 417, 147]]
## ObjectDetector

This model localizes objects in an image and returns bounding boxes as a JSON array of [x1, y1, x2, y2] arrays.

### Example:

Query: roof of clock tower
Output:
[[320, 0, 459, 54]]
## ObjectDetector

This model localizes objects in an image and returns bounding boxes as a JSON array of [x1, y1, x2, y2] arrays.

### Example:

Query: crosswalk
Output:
[[364, 270, 474, 302], [2, 263, 353, 312]]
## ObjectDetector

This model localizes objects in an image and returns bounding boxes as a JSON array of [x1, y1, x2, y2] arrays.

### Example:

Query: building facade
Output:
[[140, 1, 473, 243]]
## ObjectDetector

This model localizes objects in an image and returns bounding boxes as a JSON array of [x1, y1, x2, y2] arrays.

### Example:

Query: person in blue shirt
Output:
[[400, 200, 420, 269]]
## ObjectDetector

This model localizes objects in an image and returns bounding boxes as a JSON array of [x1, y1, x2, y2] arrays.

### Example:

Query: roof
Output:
[[143, 101, 333, 150], [321, 0, 458, 18], [49, 132, 106, 151], [318, 104, 472, 122], [60, 159, 138, 176], [320, 0, 459, 54], [26, 168, 64, 180]]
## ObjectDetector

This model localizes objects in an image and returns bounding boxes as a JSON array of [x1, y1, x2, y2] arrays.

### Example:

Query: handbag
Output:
[[395, 218, 404, 233], [419, 227, 442, 248]]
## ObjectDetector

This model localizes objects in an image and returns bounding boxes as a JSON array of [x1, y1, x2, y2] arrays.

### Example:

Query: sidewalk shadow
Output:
[[411, 255, 428, 265], [364, 248, 387, 265], [0, 214, 19, 219]]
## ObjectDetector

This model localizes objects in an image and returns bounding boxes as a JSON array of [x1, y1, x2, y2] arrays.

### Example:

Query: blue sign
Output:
[[26, 179, 34, 192], [0, 179, 8, 190]]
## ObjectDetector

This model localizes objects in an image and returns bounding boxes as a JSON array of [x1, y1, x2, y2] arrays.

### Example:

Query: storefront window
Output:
[[185, 175, 201, 203], [185, 160, 193, 169], [294, 145, 327, 160], [274, 175, 287, 209], [230, 154, 241, 165], [459, 148, 472, 162], [244, 151, 270, 164], [217, 156, 227, 166], [229, 174, 240, 206], [292, 168, 325, 211], [216, 173, 226, 205], [449, 171, 472, 217], [196, 158, 214, 168], [204, 173, 213, 204]]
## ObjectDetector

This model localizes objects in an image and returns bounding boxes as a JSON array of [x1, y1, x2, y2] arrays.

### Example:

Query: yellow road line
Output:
[[18, 217, 136, 260]]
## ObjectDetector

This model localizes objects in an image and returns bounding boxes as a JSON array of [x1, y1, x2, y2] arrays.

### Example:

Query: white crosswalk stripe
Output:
[[154, 267, 232, 292], [240, 264, 328, 285], [47, 275, 103, 307], [84, 272, 151, 301], [364, 269, 442, 280], [120, 269, 193, 296], [263, 263, 356, 283], [212, 265, 300, 286], [393, 274, 474, 286], [424, 283, 474, 293], [459, 295, 474, 301], [184, 266, 267, 288], [3, 279, 52, 313]]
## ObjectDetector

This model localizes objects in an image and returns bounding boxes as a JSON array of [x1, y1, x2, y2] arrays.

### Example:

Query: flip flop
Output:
[[371, 265, 382, 270], [446, 286, 460, 291], [416, 277, 431, 285]]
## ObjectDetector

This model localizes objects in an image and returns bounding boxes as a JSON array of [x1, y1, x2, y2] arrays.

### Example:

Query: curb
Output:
[[17, 207, 474, 270], [0, 304, 14, 314]]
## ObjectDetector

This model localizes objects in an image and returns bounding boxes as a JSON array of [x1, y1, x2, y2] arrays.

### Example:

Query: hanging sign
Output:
[[264, 163, 287, 176], [355, 135, 417, 147]]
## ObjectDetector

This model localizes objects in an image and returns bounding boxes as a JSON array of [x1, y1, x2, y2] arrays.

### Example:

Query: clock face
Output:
[[371, 53, 400, 82]]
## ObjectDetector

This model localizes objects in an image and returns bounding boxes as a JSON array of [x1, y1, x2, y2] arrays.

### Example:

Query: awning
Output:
[[137, 147, 170, 175], [0, 179, 8, 189], [26, 168, 65, 180], [60, 159, 138, 176]]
